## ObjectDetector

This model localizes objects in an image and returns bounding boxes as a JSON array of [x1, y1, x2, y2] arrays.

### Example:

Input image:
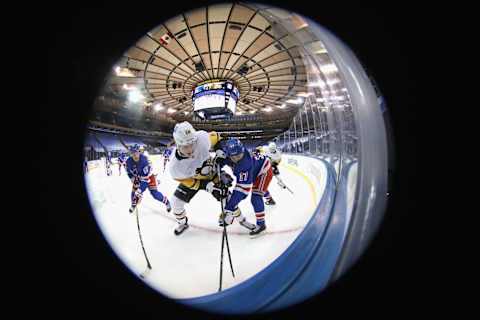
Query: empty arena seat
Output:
[[118, 134, 148, 148], [94, 132, 125, 151], [85, 132, 105, 152]]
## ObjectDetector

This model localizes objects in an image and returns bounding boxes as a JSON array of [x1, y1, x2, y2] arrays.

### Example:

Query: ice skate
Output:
[[265, 197, 276, 205], [174, 217, 189, 236], [238, 217, 256, 231], [249, 224, 266, 238]]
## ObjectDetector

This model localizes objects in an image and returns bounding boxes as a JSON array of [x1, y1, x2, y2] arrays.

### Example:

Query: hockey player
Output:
[[252, 145, 263, 157], [83, 156, 89, 174], [263, 142, 285, 205], [168, 121, 255, 236], [126, 144, 171, 214], [139, 145, 149, 156], [162, 147, 172, 173], [118, 152, 127, 176], [215, 138, 273, 237], [105, 152, 113, 176]]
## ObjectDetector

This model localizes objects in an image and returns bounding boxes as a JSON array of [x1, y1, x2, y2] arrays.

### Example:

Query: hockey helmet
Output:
[[173, 121, 197, 146], [130, 144, 141, 153], [268, 142, 277, 152], [224, 138, 245, 157]]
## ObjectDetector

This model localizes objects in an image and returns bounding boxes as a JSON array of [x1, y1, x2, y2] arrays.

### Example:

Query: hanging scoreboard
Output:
[[192, 80, 239, 120]]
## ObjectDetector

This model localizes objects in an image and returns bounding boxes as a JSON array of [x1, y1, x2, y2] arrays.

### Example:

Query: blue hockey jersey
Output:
[[163, 148, 172, 158], [118, 153, 127, 164], [218, 146, 270, 211], [126, 154, 153, 182]]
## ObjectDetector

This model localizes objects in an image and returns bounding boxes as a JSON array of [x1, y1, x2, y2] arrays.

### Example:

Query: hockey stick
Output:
[[217, 165, 235, 292], [222, 196, 235, 279], [134, 206, 152, 278], [275, 175, 294, 194]]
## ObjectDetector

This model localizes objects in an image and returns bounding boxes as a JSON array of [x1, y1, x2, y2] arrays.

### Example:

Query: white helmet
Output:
[[268, 142, 277, 152], [173, 121, 197, 146]]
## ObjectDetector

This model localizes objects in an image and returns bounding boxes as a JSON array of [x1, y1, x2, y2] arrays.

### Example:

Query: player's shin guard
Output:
[[251, 194, 266, 226], [149, 189, 171, 212]]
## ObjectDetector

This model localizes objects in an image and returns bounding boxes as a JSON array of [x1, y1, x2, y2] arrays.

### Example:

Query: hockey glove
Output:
[[219, 171, 234, 187], [206, 181, 229, 201], [272, 165, 280, 176], [196, 159, 215, 177], [213, 149, 227, 166], [132, 177, 141, 189]]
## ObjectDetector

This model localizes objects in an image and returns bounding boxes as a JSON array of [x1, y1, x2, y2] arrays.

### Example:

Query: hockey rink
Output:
[[85, 154, 328, 299]]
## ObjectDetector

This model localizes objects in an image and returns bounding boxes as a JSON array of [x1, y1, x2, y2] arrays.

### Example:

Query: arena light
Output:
[[286, 97, 304, 105], [326, 78, 341, 86], [320, 63, 337, 74], [115, 66, 136, 77], [308, 81, 326, 89], [167, 108, 176, 114], [154, 103, 164, 111], [128, 89, 144, 103], [264, 107, 272, 112], [276, 104, 286, 109], [297, 92, 314, 98], [291, 14, 308, 29], [249, 110, 256, 114]]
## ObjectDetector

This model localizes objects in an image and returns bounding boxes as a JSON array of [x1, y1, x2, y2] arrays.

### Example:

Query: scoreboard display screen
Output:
[[192, 81, 239, 119]]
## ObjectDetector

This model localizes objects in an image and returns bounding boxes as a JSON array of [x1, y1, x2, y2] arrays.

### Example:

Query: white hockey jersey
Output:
[[266, 149, 282, 165], [168, 130, 221, 189]]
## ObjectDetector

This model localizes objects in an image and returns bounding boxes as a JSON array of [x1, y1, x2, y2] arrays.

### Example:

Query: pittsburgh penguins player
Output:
[[168, 121, 255, 235]]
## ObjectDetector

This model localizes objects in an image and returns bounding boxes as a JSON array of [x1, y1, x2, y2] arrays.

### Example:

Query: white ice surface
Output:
[[85, 155, 327, 299]]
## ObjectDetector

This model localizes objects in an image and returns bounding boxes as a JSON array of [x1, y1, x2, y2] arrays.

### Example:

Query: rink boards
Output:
[[85, 153, 357, 314]]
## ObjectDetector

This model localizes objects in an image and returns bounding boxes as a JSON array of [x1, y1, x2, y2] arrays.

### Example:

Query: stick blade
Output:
[[139, 266, 152, 279]]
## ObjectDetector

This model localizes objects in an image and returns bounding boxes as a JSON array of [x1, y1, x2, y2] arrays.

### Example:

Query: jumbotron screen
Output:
[[192, 80, 239, 119]]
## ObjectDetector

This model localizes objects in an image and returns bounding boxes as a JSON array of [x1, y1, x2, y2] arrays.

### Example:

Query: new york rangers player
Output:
[[162, 147, 172, 173], [264, 142, 285, 205], [117, 152, 128, 176], [215, 138, 273, 237], [126, 144, 171, 214]]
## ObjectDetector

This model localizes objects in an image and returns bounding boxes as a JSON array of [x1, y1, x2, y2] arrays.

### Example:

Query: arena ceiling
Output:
[[105, 2, 313, 120]]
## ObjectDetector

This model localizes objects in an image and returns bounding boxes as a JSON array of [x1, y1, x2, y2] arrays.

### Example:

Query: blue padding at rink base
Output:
[[178, 156, 356, 314], [261, 158, 357, 312]]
